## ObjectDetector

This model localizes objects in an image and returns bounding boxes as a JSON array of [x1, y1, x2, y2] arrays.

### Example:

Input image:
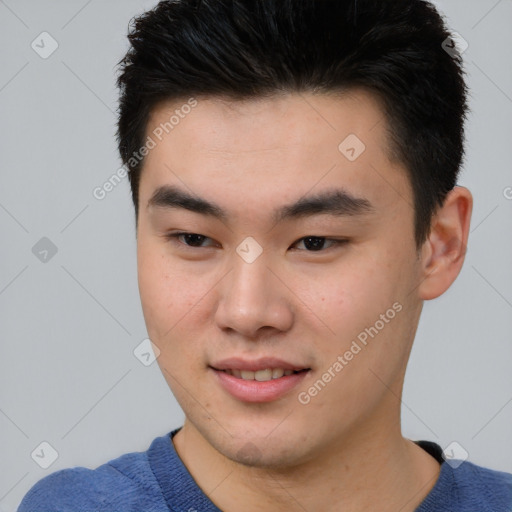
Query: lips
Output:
[[210, 356, 309, 372], [223, 368, 305, 381], [210, 357, 311, 402]]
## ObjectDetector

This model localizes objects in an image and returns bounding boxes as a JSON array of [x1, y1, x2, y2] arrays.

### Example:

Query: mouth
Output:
[[209, 359, 311, 402], [217, 368, 310, 381]]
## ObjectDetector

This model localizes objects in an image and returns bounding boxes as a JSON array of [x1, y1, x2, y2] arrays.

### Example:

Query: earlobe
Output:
[[417, 186, 473, 300]]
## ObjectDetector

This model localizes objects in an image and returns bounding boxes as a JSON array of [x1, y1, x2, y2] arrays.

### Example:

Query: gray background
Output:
[[1, 1, 511, 510]]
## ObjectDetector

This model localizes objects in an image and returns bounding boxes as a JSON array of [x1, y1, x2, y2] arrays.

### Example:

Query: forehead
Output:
[[139, 89, 410, 219], [146, 88, 389, 154]]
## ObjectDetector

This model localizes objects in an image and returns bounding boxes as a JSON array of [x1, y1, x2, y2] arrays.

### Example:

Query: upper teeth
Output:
[[225, 368, 295, 381]]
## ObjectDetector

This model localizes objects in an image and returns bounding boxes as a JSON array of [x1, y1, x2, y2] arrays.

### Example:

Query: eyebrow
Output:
[[147, 184, 375, 224]]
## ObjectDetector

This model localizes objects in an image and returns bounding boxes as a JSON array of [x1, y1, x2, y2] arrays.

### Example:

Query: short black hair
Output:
[[116, 0, 469, 248]]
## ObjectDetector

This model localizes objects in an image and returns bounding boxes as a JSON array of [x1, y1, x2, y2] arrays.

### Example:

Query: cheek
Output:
[[137, 243, 209, 344], [298, 251, 411, 358], [300, 262, 386, 328]]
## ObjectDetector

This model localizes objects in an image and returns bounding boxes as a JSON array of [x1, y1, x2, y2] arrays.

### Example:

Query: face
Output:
[[136, 90, 425, 468]]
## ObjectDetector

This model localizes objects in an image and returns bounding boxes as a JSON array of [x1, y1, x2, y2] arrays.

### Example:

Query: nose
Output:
[[214, 252, 294, 339]]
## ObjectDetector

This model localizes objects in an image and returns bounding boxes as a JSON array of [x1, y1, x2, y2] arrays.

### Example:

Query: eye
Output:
[[291, 236, 348, 252], [164, 232, 218, 248], [164, 232, 348, 252]]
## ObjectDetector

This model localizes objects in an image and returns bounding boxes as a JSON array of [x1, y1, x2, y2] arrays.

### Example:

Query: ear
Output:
[[417, 186, 473, 300]]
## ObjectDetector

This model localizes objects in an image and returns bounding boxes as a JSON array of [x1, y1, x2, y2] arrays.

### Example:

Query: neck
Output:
[[172, 413, 441, 512]]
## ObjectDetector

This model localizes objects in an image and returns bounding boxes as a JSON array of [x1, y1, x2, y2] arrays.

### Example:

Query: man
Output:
[[18, 0, 512, 510]]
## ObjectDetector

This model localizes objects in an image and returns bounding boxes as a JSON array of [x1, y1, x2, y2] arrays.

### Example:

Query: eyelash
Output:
[[164, 232, 349, 252]]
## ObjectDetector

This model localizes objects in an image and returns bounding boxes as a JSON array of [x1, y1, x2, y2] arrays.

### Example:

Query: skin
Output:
[[136, 89, 473, 511]]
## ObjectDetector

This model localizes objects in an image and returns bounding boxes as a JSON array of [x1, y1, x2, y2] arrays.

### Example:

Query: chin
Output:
[[229, 441, 304, 469], [202, 422, 313, 469]]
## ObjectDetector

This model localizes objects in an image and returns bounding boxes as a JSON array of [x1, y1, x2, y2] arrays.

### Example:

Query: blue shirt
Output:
[[17, 428, 512, 511]]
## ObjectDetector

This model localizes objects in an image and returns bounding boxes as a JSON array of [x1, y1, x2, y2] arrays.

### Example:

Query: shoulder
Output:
[[452, 460, 512, 507], [415, 440, 512, 511], [17, 448, 166, 512]]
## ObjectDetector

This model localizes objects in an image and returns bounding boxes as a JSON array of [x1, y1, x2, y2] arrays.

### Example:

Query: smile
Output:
[[222, 368, 308, 381], [210, 364, 311, 402]]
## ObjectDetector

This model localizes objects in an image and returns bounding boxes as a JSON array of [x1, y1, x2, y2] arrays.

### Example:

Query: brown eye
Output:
[[292, 237, 348, 252], [165, 232, 217, 248]]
